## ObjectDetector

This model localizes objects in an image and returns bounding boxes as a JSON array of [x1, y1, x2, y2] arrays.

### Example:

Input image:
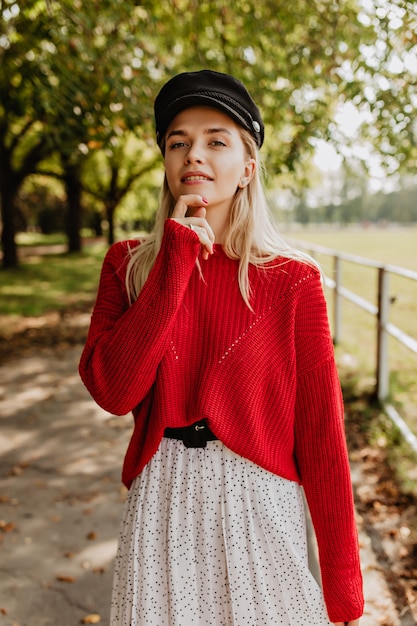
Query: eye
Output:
[[210, 139, 226, 147], [167, 140, 188, 150]]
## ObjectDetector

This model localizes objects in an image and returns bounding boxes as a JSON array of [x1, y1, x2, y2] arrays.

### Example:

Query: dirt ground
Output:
[[0, 314, 417, 625]]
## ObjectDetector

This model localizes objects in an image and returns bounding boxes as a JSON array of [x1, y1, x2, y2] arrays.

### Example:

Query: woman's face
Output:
[[164, 106, 255, 217]]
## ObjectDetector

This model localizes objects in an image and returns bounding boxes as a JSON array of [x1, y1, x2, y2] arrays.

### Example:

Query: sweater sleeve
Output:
[[293, 274, 364, 623], [79, 220, 200, 416]]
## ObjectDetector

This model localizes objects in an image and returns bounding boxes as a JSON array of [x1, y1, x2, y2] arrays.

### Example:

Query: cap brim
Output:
[[159, 94, 254, 142]]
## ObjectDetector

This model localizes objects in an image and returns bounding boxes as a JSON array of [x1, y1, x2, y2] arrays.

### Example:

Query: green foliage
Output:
[[3, 0, 416, 176], [1, 0, 155, 158], [2, 0, 417, 266], [15, 177, 67, 232]]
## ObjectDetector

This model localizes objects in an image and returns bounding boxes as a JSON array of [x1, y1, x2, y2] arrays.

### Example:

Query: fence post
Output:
[[333, 255, 342, 345], [376, 267, 390, 401]]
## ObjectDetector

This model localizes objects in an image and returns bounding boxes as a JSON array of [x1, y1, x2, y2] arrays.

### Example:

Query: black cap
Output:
[[154, 69, 264, 150]]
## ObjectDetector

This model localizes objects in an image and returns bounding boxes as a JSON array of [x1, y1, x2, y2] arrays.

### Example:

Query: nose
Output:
[[185, 143, 204, 164]]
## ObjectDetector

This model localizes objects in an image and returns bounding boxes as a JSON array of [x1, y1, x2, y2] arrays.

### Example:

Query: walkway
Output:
[[0, 345, 405, 625]]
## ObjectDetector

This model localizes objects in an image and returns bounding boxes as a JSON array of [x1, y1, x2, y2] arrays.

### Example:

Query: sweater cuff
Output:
[[322, 565, 364, 622], [164, 217, 200, 246], [137, 218, 201, 310]]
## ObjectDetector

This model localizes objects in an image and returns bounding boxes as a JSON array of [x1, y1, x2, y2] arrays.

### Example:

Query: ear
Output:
[[238, 158, 256, 188]]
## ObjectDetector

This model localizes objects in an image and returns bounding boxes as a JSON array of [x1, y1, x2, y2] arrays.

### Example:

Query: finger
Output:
[[171, 194, 208, 219], [189, 217, 215, 244], [171, 215, 215, 247], [192, 207, 206, 219], [188, 225, 213, 256]]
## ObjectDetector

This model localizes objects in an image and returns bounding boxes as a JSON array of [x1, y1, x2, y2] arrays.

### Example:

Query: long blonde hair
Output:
[[125, 128, 317, 308]]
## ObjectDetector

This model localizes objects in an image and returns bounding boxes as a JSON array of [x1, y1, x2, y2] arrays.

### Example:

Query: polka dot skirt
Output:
[[110, 438, 331, 626]]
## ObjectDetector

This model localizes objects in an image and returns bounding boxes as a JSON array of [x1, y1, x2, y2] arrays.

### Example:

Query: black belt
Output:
[[164, 419, 218, 448]]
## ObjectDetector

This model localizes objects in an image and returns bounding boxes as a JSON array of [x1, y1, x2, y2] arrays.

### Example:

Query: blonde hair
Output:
[[125, 129, 317, 308]]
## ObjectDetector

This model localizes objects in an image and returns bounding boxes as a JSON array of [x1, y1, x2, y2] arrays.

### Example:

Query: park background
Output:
[[1, 0, 417, 623]]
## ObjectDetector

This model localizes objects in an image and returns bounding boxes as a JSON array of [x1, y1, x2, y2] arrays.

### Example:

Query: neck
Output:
[[205, 203, 231, 245]]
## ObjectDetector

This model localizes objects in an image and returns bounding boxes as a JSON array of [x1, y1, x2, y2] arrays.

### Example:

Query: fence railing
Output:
[[292, 239, 417, 456]]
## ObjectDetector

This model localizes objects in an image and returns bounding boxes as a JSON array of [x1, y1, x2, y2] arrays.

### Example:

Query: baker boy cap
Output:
[[154, 69, 264, 149]]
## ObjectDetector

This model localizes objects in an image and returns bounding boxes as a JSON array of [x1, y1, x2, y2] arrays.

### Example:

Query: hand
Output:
[[333, 621, 360, 625], [170, 194, 215, 260]]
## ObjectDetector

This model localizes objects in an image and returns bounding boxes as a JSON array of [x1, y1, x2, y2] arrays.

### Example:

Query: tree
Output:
[[0, 0, 157, 266], [144, 0, 417, 177], [0, 3, 51, 266], [81, 135, 160, 245], [2, 0, 417, 268]]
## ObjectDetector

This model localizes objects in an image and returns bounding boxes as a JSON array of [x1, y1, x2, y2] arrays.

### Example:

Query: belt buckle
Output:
[[183, 422, 207, 448]]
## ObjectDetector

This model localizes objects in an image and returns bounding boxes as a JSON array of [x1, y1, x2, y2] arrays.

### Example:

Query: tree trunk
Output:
[[0, 171, 19, 269], [62, 161, 83, 253], [106, 200, 117, 246]]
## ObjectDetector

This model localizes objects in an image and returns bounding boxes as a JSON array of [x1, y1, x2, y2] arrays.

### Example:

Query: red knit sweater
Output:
[[79, 219, 363, 622]]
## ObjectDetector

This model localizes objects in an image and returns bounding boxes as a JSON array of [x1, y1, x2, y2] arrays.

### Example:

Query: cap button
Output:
[[252, 120, 261, 133]]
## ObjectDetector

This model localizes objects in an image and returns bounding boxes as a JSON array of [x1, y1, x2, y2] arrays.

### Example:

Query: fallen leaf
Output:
[[80, 614, 101, 624], [0, 608, 7, 615], [86, 531, 97, 540], [64, 551, 75, 559], [56, 574, 76, 583], [0, 521, 16, 533], [10, 467, 22, 476]]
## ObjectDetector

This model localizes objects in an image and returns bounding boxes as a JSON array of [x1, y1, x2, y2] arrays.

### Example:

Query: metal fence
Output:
[[292, 239, 417, 456]]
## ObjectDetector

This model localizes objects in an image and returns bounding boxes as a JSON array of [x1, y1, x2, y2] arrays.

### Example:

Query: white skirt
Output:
[[110, 438, 331, 626]]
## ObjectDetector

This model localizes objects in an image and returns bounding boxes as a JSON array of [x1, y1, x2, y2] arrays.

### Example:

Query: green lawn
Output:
[[0, 240, 107, 317], [283, 225, 417, 441], [283, 224, 417, 271], [285, 226, 417, 339]]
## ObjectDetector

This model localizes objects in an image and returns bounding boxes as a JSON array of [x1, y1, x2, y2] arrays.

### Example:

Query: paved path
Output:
[[0, 346, 404, 625]]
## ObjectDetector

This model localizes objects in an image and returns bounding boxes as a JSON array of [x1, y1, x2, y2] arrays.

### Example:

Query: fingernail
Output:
[[202, 197, 208, 204]]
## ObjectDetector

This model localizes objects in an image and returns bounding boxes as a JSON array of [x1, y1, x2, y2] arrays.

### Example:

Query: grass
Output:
[[284, 225, 417, 342], [0, 239, 107, 317], [2, 225, 416, 416], [284, 226, 417, 364], [283, 224, 417, 468], [283, 224, 417, 271], [16, 232, 68, 247], [2, 225, 417, 492], [284, 225, 417, 353]]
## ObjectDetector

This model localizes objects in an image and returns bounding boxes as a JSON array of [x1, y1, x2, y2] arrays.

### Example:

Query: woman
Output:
[[79, 70, 364, 625]]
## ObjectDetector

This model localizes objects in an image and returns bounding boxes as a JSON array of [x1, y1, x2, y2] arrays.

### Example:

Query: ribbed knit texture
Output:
[[79, 218, 364, 622]]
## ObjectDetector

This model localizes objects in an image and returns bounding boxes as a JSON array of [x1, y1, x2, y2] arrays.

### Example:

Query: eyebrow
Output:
[[166, 127, 232, 140]]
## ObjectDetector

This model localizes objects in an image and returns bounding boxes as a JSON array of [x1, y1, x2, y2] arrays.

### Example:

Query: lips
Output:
[[181, 171, 213, 183]]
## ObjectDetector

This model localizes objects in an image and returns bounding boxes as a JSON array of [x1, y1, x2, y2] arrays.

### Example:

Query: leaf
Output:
[[56, 574, 76, 583], [0, 521, 16, 533], [81, 614, 101, 624], [64, 551, 75, 559]]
